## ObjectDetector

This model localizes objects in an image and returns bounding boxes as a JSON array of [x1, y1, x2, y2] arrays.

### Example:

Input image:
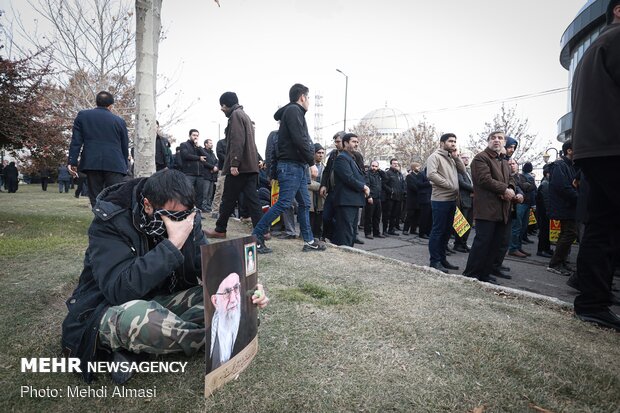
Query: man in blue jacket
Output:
[[68, 91, 129, 207], [332, 134, 370, 246], [61, 169, 268, 383]]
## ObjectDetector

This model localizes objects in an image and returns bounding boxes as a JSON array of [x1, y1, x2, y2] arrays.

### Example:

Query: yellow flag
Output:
[[270, 180, 280, 226], [453, 207, 471, 237]]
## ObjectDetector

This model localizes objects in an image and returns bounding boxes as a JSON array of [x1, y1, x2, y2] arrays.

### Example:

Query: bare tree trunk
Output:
[[134, 0, 161, 177]]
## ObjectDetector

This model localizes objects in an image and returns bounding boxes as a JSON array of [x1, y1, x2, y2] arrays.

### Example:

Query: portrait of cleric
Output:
[[202, 237, 259, 373]]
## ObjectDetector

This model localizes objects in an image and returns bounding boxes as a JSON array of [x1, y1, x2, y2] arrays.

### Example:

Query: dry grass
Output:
[[1, 186, 619, 412]]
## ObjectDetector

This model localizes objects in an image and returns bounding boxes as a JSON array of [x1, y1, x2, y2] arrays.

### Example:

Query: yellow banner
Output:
[[453, 207, 471, 238], [549, 219, 560, 243], [270, 180, 280, 226]]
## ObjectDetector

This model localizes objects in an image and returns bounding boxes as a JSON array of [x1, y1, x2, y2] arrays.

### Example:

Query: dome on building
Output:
[[360, 106, 414, 135]]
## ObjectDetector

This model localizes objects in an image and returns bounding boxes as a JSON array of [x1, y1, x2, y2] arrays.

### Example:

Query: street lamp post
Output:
[[543, 147, 560, 163], [336, 68, 348, 132]]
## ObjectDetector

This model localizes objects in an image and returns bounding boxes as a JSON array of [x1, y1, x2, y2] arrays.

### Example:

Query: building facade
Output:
[[557, 0, 607, 141]]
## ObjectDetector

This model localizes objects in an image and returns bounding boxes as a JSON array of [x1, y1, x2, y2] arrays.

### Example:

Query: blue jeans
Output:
[[253, 161, 313, 243], [429, 200, 456, 265], [509, 204, 529, 252]]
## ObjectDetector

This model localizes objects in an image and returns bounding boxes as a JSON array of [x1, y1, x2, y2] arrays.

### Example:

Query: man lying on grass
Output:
[[61, 169, 269, 384]]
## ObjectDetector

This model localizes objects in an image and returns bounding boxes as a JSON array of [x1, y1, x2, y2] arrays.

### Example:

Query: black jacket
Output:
[[416, 170, 432, 205], [61, 179, 207, 382], [365, 170, 384, 201], [264, 130, 279, 180], [320, 149, 341, 193], [201, 147, 219, 181], [274, 103, 314, 166], [405, 172, 420, 209], [384, 168, 405, 201], [572, 23, 620, 161], [458, 169, 474, 209], [155, 135, 170, 170], [180, 139, 204, 176], [216, 139, 227, 170], [548, 156, 578, 220], [333, 151, 366, 207]]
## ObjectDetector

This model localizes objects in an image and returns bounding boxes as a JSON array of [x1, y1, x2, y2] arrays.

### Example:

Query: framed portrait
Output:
[[201, 236, 259, 397]]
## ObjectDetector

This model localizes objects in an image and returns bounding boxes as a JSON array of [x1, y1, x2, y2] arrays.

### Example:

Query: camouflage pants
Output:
[[99, 285, 205, 355]]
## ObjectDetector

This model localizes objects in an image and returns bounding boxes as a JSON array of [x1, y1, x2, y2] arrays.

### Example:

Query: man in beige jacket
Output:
[[426, 133, 465, 273]]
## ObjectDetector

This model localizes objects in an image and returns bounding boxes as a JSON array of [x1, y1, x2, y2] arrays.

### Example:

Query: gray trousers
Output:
[[202, 179, 215, 211]]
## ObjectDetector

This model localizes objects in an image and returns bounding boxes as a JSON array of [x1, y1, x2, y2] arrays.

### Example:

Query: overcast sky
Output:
[[4, 0, 587, 158]]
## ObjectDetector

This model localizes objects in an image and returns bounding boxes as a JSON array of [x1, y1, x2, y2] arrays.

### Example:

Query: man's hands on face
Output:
[[162, 212, 196, 250], [309, 165, 318, 179]]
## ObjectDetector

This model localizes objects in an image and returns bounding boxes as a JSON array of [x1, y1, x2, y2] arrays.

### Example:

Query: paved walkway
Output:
[[354, 230, 620, 313]]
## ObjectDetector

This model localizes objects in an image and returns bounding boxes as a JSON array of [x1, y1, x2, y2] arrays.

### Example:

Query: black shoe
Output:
[[441, 260, 459, 270], [566, 274, 580, 291], [387, 230, 399, 236], [419, 234, 429, 240], [365, 234, 374, 240], [445, 250, 453, 256], [110, 350, 145, 384], [537, 251, 553, 258], [491, 270, 512, 279], [402, 231, 409, 235], [375, 233, 386, 238], [277, 233, 297, 239], [500, 265, 511, 272], [446, 246, 456, 254], [256, 239, 272, 254], [575, 310, 620, 332], [478, 275, 499, 285], [453, 245, 469, 253], [354, 237, 365, 245], [430, 262, 449, 273]]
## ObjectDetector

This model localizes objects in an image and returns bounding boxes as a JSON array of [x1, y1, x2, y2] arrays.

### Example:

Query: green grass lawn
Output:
[[1, 185, 619, 413]]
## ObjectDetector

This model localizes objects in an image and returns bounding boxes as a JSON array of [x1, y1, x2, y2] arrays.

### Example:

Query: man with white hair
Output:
[[210, 272, 242, 370]]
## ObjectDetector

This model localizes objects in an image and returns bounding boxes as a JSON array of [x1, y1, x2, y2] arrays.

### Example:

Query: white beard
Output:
[[210, 306, 241, 366]]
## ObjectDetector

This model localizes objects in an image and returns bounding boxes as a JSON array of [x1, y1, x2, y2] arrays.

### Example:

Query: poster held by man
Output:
[[201, 236, 260, 397]]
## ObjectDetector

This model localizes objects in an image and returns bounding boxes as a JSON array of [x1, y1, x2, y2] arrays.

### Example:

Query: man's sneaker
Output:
[[547, 264, 572, 276], [303, 239, 326, 252]]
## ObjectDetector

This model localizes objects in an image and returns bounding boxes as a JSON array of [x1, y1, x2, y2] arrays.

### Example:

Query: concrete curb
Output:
[[331, 243, 574, 310]]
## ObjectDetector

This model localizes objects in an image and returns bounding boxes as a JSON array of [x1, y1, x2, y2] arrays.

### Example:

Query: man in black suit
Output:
[[332, 133, 370, 247], [68, 91, 129, 207]]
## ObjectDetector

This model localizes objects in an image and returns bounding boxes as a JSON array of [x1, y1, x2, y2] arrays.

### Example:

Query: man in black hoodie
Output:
[[251, 83, 326, 253], [571, 0, 620, 331]]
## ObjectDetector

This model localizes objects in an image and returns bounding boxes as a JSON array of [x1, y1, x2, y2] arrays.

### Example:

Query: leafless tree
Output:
[[350, 121, 385, 165], [466, 104, 552, 167], [393, 120, 438, 167]]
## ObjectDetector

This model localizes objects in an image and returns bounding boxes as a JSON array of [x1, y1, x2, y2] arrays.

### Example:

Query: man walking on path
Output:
[[426, 133, 466, 273], [205, 92, 262, 238], [570, 0, 620, 331], [251, 83, 325, 254], [68, 91, 129, 207]]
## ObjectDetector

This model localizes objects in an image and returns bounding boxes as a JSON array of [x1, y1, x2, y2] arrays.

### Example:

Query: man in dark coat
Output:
[[332, 134, 370, 246], [364, 160, 385, 239], [39, 167, 51, 191], [382, 159, 405, 235], [68, 91, 129, 208], [205, 92, 262, 238], [180, 129, 206, 211], [416, 168, 433, 238], [320, 131, 345, 242], [536, 164, 553, 258], [155, 121, 171, 171], [453, 153, 474, 252], [402, 162, 421, 236], [200, 138, 219, 213], [251, 84, 325, 253], [570, 0, 620, 331], [4, 161, 19, 193], [60, 169, 268, 383], [546, 140, 578, 276], [462, 132, 521, 284]]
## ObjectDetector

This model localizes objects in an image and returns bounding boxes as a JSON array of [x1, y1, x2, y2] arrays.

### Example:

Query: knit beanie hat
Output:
[[522, 162, 533, 174], [314, 143, 324, 153], [219, 92, 239, 108]]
